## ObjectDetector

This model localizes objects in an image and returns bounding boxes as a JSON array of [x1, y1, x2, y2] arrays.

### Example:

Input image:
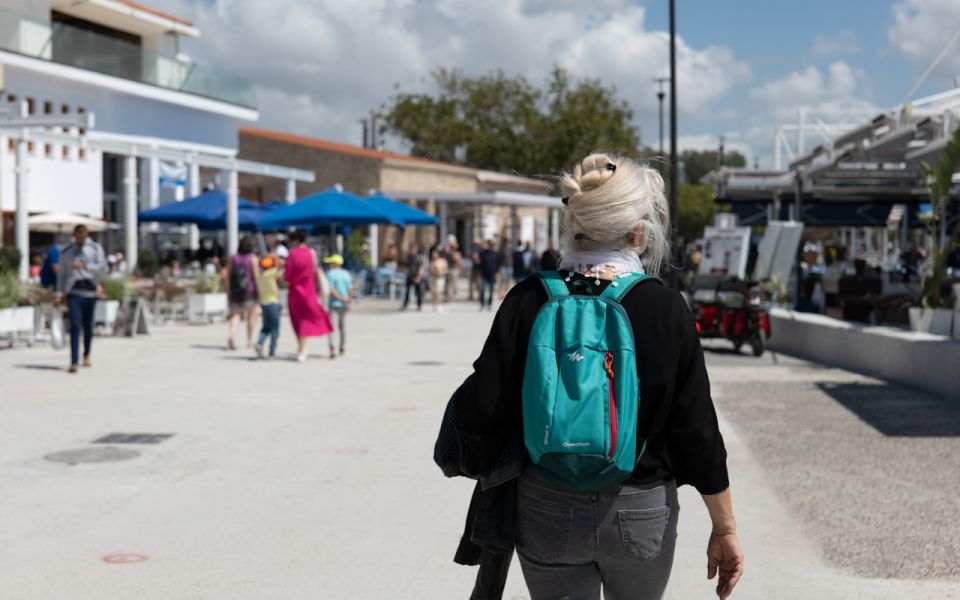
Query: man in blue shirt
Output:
[[39, 243, 60, 288], [323, 254, 353, 358]]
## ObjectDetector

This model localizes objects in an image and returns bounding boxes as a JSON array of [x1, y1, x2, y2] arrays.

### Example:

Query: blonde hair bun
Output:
[[559, 152, 670, 275]]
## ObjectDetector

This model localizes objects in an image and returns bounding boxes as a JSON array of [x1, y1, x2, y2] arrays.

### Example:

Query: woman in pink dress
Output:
[[284, 230, 333, 362]]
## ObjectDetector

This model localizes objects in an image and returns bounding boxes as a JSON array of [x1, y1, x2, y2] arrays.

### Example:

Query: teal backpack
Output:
[[522, 270, 659, 491]]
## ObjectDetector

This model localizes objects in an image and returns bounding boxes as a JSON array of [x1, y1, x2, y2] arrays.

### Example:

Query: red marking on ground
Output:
[[391, 407, 417, 412], [102, 554, 149, 564], [334, 448, 369, 455]]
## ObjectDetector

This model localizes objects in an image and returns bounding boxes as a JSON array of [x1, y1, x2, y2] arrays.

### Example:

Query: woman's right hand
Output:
[[706, 531, 744, 599]]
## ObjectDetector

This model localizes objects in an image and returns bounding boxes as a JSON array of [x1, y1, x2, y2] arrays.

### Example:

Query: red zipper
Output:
[[604, 352, 617, 458]]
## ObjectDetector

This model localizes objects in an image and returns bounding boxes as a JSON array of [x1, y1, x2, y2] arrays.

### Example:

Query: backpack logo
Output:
[[567, 351, 586, 362]]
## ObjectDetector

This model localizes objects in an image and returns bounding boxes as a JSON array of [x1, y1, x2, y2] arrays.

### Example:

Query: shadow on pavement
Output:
[[189, 344, 228, 351], [14, 364, 65, 372], [818, 381, 960, 437]]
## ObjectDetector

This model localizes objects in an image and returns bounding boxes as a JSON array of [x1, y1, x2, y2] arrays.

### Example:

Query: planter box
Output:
[[94, 300, 120, 334], [0, 306, 36, 346], [188, 293, 228, 323], [907, 307, 951, 335]]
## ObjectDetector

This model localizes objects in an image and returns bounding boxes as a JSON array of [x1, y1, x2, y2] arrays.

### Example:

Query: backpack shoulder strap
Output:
[[536, 271, 571, 299], [600, 273, 661, 303]]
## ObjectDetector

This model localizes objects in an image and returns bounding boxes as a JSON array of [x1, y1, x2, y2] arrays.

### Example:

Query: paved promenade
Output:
[[1, 299, 958, 599]]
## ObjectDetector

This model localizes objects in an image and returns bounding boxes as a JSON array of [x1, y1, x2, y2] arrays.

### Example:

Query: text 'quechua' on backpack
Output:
[[522, 270, 658, 491]]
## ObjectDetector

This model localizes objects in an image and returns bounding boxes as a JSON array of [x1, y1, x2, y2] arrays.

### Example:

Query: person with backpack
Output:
[[225, 237, 260, 350], [449, 154, 743, 599]]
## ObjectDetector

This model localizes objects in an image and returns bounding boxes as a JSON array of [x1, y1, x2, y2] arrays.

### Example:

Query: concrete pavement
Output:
[[0, 299, 957, 599]]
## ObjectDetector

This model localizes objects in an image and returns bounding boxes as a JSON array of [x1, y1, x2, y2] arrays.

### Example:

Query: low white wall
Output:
[[768, 308, 960, 400]]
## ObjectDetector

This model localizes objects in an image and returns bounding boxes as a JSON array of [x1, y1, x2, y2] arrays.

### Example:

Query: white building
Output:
[[0, 0, 310, 275]]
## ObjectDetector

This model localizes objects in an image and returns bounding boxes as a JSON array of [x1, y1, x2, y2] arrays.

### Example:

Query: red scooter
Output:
[[692, 279, 772, 357]]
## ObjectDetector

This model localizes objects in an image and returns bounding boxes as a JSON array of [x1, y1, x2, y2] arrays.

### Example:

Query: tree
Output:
[[681, 149, 746, 185], [381, 67, 640, 175], [676, 183, 716, 242], [920, 125, 960, 309]]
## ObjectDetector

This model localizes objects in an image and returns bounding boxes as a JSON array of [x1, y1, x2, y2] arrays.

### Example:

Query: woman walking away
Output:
[[226, 237, 259, 350], [284, 230, 332, 362], [255, 254, 283, 359], [429, 248, 449, 312], [451, 153, 743, 599]]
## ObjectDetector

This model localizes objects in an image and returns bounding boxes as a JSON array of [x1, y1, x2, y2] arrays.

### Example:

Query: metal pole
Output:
[[123, 155, 139, 273], [225, 166, 239, 256], [14, 130, 28, 281], [658, 91, 665, 158], [668, 0, 679, 229]]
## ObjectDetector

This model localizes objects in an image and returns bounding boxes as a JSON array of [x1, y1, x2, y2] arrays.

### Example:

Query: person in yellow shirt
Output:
[[255, 255, 283, 359]]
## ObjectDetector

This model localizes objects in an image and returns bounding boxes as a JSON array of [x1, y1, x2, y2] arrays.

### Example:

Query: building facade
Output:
[[0, 0, 269, 271], [238, 128, 558, 257]]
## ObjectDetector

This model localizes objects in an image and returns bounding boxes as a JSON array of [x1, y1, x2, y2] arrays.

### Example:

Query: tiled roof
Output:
[[239, 128, 459, 169]]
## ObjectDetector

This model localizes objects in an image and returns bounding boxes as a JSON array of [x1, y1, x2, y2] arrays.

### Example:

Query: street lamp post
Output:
[[653, 77, 668, 162]]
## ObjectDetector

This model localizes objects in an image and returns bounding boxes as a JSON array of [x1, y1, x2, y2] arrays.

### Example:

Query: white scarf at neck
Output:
[[559, 249, 645, 275]]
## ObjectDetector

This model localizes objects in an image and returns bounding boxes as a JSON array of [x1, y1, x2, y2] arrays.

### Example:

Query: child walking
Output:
[[323, 254, 353, 358], [255, 255, 283, 359]]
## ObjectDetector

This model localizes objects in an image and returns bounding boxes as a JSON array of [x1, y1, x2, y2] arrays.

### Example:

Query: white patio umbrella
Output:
[[27, 212, 118, 233]]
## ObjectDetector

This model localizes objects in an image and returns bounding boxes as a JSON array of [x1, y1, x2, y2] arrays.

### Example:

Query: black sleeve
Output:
[[664, 293, 730, 495], [455, 278, 543, 470]]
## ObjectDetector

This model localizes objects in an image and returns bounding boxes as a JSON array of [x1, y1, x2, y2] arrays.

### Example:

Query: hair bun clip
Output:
[[606, 162, 617, 172], [574, 233, 587, 241], [561, 196, 569, 205]]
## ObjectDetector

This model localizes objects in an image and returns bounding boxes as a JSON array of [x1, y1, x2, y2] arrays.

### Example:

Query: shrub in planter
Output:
[[138, 249, 160, 279], [101, 276, 131, 300], [194, 274, 222, 294], [0, 272, 22, 309], [0, 247, 21, 275]]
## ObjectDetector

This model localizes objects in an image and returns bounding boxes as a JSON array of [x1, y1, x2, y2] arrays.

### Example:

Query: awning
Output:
[[259, 187, 397, 229]]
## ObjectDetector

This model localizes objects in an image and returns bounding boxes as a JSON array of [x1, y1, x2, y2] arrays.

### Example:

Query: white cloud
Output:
[[750, 61, 877, 122], [811, 29, 859, 57], [889, 0, 960, 85], [149, 0, 751, 150]]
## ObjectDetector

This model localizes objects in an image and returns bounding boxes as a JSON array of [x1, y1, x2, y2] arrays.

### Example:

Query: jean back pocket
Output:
[[519, 495, 575, 562], [618, 506, 670, 561]]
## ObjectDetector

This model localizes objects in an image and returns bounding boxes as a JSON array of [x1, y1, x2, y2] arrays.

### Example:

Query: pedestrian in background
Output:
[[443, 235, 462, 303], [477, 239, 500, 311], [498, 239, 513, 299], [225, 237, 260, 350], [255, 254, 283, 359], [540, 242, 559, 272], [56, 224, 107, 373], [469, 241, 483, 301], [429, 248, 449, 312], [284, 230, 332, 362], [40, 241, 61, 289], [401, 243, 424, 311], [323, 254, 353, 358]]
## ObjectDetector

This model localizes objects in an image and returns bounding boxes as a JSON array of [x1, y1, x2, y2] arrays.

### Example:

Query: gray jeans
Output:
[[515, 466, 679, 600], [328, 307, 346, 352]]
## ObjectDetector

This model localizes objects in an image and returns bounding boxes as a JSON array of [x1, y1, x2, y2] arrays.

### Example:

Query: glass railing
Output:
[[0, 18, 256, 109]]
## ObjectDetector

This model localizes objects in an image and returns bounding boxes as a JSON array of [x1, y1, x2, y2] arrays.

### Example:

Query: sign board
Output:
[[754, 220, 804, 284], [699, 225, 751, 279], [113, 299, 150, 337]]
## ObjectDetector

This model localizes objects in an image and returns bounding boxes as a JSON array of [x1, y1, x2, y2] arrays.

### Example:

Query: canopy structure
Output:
[[138, 189, 257, 227], [199, 201, 284, 231], [364, 193, 437, 226], [259, 187, 397, 229], [27, 212, 117, 233]]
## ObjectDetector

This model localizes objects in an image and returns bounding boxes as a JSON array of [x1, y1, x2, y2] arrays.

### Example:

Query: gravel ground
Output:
[[712, 360, 960, 580]]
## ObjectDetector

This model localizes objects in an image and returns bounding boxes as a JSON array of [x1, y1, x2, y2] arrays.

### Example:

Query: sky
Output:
[[153, 0, 960, 170]]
